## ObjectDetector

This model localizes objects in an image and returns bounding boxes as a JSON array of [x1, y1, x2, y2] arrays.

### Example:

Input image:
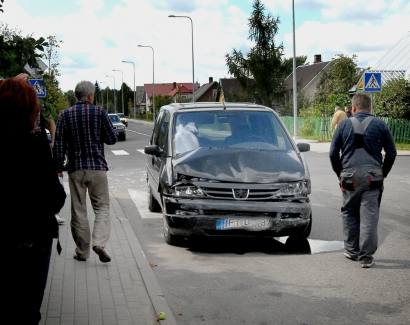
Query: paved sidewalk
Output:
[[40, 191, 177, 325], [297, 138, 410, 155]]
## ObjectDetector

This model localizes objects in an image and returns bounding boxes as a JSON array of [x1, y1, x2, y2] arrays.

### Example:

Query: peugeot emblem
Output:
[[232, 188, 249, 200]]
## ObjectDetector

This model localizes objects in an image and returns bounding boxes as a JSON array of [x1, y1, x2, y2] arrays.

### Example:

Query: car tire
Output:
[[120, 133, 126, 141], [293, 214, 312, 239], [163, 217, 183, 246], [148, 186, 161, 212]]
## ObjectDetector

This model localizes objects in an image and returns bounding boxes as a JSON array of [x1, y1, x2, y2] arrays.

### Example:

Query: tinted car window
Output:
[[173, 110, 293, 155]]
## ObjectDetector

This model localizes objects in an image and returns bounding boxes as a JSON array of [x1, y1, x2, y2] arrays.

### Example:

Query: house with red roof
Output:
[[143, 82, 199, 111]]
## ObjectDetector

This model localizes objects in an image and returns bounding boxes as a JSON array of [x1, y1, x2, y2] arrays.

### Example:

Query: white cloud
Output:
[[2, 0, 410, 92]]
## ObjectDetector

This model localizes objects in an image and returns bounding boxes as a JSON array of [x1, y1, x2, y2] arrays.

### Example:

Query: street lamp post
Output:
[[168, 14, 195, 102], [292, 0, 297, 139], [138, 44, 156, 121], [122, 60, 136, 118], [105, 74, 116, 113], [113, 69, 124, 114], [99, 81, 105, 108]]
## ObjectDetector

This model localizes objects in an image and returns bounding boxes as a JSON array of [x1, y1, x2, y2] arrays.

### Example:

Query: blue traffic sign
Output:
[[364, 72, 382, 92], [28, 79, 47, 98]]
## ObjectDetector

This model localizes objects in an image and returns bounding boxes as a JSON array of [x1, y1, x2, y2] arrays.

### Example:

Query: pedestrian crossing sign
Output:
[[364, 72, 382, 92], [28, 79, 47, 98]]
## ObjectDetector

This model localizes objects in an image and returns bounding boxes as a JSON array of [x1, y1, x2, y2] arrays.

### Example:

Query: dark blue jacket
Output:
[[329, 112, 397, 178]]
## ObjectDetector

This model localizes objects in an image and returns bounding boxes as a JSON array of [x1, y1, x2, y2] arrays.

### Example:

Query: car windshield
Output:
[[109, 114, 121, 123], [173, 110, 294, 156], [117, 113, 124, 118]]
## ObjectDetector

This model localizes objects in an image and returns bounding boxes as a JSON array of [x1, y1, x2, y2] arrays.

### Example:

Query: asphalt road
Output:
[[106, 119, 410, 325]]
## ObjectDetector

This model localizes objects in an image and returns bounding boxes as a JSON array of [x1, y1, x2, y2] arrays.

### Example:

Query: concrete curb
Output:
[[111, 197, 177, 325]]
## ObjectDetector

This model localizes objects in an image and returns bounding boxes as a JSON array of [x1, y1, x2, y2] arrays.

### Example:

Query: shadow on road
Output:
[[373, 259, 410, 270], [185, 236, 312, 255]]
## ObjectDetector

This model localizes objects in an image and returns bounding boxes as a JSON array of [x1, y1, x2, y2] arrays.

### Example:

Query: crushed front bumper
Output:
[[162, 196, 311, 237]]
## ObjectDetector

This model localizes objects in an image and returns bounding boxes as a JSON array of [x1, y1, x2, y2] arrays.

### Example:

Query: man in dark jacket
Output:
[[329, 93, 397, 268], [54, 81, 117, 263]]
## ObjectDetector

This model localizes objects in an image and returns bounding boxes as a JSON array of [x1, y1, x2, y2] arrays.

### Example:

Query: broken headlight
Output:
[[170, 184, 205, 198], [277, 180, 310, 196]]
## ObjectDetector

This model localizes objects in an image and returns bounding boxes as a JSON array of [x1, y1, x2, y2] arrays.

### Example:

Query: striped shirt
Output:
[[53, 101, 117, 173]]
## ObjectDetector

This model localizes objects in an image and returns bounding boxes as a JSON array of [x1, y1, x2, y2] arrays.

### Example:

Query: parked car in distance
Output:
[[116, 113, 128, 127], [144, 102, 312, 245], [108, 113, 126, 141]]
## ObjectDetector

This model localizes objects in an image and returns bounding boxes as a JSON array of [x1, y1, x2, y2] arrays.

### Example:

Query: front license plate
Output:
[[216, 217, 271, 231]]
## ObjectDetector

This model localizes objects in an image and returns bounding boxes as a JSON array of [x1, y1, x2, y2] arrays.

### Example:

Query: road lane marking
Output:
[[112, 150, 130, 156], [62, 181, 70, 195], [137, 149, 145, 155], [128, 189, 162, 219], [126, 129, 151, 137]]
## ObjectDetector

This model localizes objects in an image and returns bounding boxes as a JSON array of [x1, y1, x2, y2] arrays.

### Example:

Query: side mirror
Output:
[[297, 143, 310, 152], [144, 145, 163, 157]]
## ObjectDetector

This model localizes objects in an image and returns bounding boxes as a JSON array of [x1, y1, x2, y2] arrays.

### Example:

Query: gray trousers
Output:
[[341, 187, 382, 259], [69, 170, 111, 258]]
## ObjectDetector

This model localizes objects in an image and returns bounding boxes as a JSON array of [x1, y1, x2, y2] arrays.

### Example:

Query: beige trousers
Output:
[[69, 170, 110, 258]]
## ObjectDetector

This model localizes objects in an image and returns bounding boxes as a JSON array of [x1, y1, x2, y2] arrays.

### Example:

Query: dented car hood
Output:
[[172, 148, 305, 183]]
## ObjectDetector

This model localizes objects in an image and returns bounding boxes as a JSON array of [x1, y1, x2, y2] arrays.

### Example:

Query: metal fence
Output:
[[280, 116, 410, 143]]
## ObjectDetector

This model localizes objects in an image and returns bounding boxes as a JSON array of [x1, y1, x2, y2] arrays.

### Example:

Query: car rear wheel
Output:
[[147, 186, 161, 212]]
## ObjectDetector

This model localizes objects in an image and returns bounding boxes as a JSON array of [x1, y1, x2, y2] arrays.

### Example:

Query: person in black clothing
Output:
[[0, 74, 66, 324]]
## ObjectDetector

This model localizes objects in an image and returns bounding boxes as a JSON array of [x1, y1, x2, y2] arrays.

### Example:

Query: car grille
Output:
[[201, 186, 280, 201]]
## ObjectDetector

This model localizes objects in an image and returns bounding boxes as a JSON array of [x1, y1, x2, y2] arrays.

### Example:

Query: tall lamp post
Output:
[[292, 0, 297, 139], [122, 60, 136, 117], [138, 44, 156, 121], [99, 81, 105, 108], [168, 14, 195, 102], [112, 69, 124, 114], [105, 74, 116, 113]]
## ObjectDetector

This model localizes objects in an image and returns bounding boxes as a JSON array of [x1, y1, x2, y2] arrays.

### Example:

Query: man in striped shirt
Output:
[[54, 80, 117, 263]]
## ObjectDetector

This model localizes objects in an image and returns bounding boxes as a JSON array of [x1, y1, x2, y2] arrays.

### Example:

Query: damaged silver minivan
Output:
[[144, 102, 312, 245]]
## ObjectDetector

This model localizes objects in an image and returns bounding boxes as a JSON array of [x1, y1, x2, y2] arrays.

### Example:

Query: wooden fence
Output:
[[280, 116, 410, 143]]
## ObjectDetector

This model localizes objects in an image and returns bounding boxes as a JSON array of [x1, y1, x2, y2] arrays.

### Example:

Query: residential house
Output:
[[143, 82, 199, 111], [284, 54, 331, 105], [134, 86, 146, 114], [194, 77, 219, 102], [217, 78, 255, 103]]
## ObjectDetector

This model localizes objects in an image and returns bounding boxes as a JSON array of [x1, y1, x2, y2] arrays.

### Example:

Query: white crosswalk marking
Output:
[[112, 150, 130, 156], [128, 189, 162, 219], [137, 149, 145, 155], [63, 181, 70, 195]]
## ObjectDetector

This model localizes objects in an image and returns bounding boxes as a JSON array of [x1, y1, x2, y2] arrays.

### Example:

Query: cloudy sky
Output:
[[2, 0, 409, 91]]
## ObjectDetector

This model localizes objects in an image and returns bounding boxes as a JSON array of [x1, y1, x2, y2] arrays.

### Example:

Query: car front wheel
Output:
[[147, 186, 161, 212], [292, 214, 312, 239], [163, 217, 184, 246]]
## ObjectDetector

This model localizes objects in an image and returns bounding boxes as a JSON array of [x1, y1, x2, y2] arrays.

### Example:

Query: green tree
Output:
[[120, 83, 132, 116], [154, 95, 172, 112], [226, 0, 285, 107], [374, 77, 410, 119], [43, 75, 68, 118], [0, 24, 47, 77], [316, 54, 362, 113], [65, 90, 76, 106], [43, 35, 62, 78], [41, 35, 67, 116]]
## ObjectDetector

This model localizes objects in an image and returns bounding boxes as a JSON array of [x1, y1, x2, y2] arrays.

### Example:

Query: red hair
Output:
[[0, 77, 40, 133]]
